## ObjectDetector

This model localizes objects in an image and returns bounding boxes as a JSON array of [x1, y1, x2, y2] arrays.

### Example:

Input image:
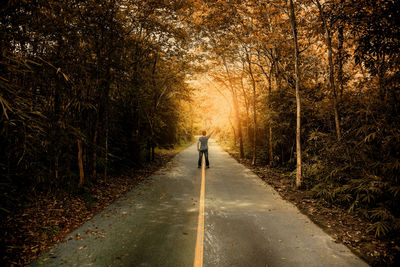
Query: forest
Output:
[[1, 0, 399, 265]]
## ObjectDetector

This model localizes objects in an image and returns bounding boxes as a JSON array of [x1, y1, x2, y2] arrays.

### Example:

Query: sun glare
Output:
[[190, 74, 234, 133]]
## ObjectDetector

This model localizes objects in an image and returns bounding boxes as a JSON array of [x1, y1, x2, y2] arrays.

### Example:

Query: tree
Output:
[[313, 0, 341, 142], [0, 0, 194, 215], [288, 0, 303, 188]]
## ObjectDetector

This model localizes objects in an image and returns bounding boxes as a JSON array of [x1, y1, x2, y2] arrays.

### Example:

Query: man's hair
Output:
[[202, 130, 206, 136]]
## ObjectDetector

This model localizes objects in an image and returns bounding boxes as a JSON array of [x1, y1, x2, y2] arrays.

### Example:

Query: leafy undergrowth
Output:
[[0, 152, 178, 266], [227, 151, 400, 266]]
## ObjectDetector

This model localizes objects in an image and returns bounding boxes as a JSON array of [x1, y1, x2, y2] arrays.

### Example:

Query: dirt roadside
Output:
[[0, 151, 179, 266], [227, 151, 399, 266]]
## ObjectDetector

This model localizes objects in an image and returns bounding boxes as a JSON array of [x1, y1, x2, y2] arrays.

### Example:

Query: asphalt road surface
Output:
[[32, 140, 368, 267]]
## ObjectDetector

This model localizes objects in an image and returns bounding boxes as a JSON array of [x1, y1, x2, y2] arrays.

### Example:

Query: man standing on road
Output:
[[197, 130, 213, 168]]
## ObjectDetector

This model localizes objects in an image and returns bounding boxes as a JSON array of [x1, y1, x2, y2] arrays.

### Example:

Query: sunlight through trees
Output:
[[1, 0, 400, 264]]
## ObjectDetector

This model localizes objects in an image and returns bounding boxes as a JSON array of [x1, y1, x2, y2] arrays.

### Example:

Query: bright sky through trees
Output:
[[190, 74, 234, 131]]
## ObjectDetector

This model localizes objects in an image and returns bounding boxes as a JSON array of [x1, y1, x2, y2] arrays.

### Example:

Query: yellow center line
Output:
[[194, 156, 205, 267]]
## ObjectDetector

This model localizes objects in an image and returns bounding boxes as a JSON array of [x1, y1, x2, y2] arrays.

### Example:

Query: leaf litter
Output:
[[229, 153, 399, 266], [0, 152, 176, 266]]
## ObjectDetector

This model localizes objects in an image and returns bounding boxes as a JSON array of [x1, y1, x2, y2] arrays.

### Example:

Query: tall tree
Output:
[[288, 0, 303, 188], [314, 0, 342, 142], [245, 48, 258, 165]]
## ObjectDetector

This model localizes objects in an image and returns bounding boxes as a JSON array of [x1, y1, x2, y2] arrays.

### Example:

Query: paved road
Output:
[[32, 140, 368, 266]]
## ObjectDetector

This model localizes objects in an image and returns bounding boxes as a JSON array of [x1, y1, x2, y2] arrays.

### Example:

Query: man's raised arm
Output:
[[207, 129, 215, 138]]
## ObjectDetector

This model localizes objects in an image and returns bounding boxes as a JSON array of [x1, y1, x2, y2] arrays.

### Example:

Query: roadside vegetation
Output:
[[0, 1, 196, 265], [192, 1, 399, 265], [1, 0, 399, 266]]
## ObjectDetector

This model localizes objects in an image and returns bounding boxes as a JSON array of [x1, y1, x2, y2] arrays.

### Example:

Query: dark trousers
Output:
[[198, 149, 209, 167]]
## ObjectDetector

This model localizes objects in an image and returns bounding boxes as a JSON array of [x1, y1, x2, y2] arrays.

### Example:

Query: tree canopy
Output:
[[1, 0, 399, 263]]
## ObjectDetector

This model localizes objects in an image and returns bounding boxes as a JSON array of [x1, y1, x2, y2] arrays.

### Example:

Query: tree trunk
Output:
[[289, 0, 302, 188], [233, 90, 244, 158], [229, 114, 237, 146], [104, 107, 109, 182], [104, 126, 108, 182], [269, 126, 273, 165], [223, 58, 244, 158], [270, 50, 281, 166], [92, 112, 99, 180], [246, 51, 257, 166], [267, 62, 274, 166], [260, 52, 276, 166], [315, 0, 341, 142], [337, 0, 344, 102], [240, 76, 251, 141], [77, 139, 84, 188]]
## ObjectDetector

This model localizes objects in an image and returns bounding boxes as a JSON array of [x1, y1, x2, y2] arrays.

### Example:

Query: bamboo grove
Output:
[[0, 0, 196, 218], [1, 0, 400, 240], [192, 0, 400, 238]]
